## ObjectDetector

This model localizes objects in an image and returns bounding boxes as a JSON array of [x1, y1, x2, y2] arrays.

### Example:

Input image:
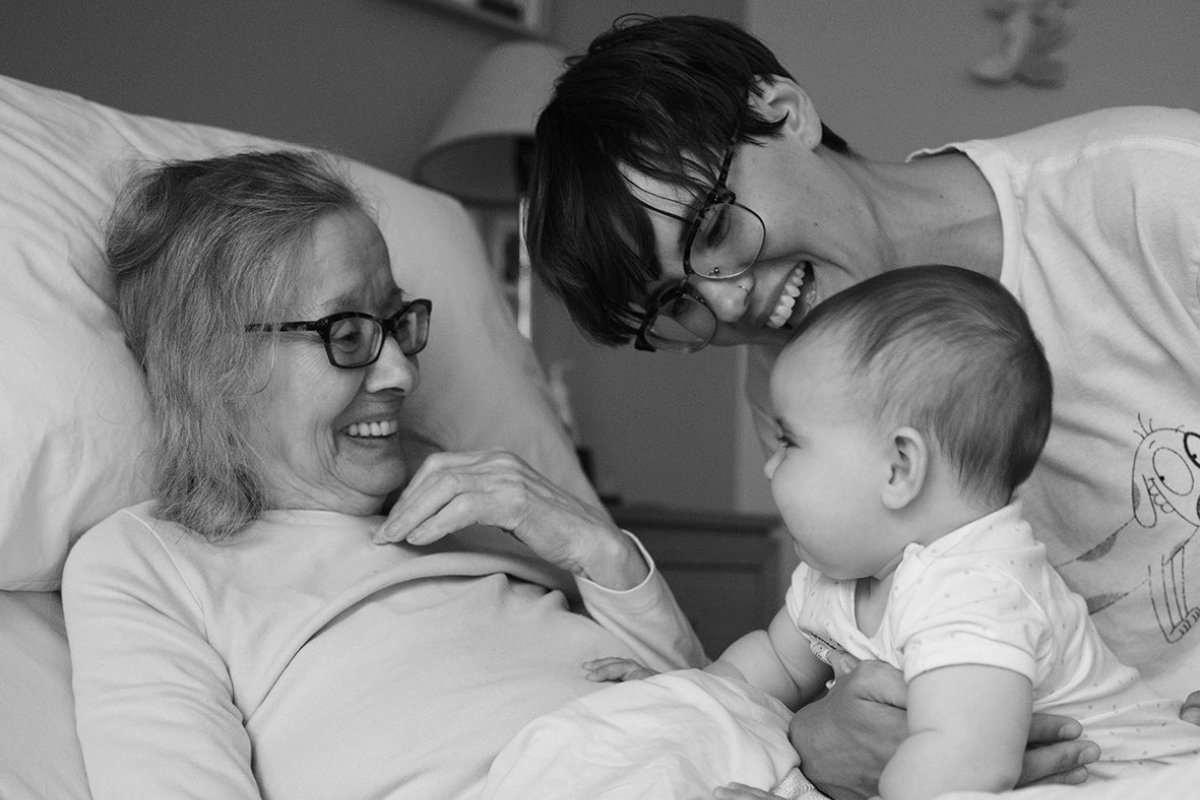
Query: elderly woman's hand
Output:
[[374, 449, 648, 589]]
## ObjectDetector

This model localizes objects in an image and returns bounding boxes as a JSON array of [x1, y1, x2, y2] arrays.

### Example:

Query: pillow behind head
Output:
[[0, 74, 594, 590]]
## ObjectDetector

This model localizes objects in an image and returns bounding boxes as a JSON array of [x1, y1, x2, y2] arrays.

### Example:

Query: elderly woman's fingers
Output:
[[375, 448, 606, 551], [375, 450, 518, 542], [373, 448, 648, 586], [392, 494, 483, 546]]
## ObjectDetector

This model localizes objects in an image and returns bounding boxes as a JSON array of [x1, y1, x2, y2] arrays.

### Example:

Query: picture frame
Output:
[[407, 0, 545, 38]]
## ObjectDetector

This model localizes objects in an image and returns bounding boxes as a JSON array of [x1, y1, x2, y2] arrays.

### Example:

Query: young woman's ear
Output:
[[749, 76, 823, 150], [882, 426, 928, 510]]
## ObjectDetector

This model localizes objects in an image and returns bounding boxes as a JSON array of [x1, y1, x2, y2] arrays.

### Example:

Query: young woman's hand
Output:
[[1019, 713, 1098, 787], [789, 654, 1100, 800], [789, 654, 907, 800]]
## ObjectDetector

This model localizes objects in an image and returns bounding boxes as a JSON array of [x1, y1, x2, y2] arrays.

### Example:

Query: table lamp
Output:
[[414, 39, 567, 206]]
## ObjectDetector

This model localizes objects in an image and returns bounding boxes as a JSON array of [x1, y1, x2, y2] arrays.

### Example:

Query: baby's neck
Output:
[[907, 481, 1007, 550], [854, 491, 1009, 634], [854, 571, 896, 637]]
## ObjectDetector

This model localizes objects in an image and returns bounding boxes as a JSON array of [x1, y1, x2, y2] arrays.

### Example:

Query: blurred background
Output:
[[3, 0, 1197, 517]]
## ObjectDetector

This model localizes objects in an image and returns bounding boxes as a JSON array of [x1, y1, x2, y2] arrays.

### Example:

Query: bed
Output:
[[2, 73, 1199, 800], [0, 72, 599, 798]]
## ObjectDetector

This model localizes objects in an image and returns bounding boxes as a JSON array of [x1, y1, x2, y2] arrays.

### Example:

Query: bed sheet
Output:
[[481, 665, 1200, 800], [482, 669, 822, 800], [3, 591, 1198, 799], [938, 754, 1200, 800], [0, 590, 91, 800]]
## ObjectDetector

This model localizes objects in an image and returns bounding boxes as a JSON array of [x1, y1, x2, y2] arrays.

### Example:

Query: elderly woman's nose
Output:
[[364, 336, 418, 393]]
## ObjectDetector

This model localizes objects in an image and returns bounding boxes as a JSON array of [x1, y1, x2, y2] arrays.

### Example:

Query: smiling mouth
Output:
[[766, 262, 818, 330], [345, 418, 400, 439]]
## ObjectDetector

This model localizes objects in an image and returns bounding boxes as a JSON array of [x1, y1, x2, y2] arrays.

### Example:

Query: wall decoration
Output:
[[969, 0, 1079, 88], [407, 0, 545, 37]]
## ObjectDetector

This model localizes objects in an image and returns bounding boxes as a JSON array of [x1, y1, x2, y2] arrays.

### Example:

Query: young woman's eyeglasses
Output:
[[245, 298, 432, 368], [635, 144, 765, 353]]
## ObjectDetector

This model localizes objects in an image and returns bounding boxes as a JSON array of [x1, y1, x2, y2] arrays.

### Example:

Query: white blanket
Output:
[[482, 669, 825, 800], [481, 667, 1200, 800]]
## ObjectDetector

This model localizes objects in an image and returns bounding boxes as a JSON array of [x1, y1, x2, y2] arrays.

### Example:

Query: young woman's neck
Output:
[[841, 151, 1003, 279]]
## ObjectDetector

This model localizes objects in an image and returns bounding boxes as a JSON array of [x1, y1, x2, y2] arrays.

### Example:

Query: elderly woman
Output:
[[61, 150, 703, 800]]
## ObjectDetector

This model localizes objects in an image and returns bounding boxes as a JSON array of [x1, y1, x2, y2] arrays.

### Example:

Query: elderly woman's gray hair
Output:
[[106, 149, 365, 541]]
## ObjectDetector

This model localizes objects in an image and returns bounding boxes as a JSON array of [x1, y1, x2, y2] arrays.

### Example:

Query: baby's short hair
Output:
[[789, 265, 1052, 502]]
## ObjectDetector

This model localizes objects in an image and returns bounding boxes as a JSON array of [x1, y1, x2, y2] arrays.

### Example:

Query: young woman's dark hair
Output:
[[526, 14, 850, 346]]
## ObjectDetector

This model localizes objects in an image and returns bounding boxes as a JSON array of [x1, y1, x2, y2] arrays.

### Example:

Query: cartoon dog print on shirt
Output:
[[1057, 419, 1200, 644]]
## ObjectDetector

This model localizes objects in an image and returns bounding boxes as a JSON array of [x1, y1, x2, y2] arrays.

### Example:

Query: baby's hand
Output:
[[1181, 689, 1200, 725], [583, 656, 658, 682], [712, 782, 785, 799]]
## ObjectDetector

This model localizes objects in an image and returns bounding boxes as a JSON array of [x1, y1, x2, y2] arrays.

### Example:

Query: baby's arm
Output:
[[878, 664, 1032, 800], [586, 607, 831, 710], [707, 607, 831, 710]]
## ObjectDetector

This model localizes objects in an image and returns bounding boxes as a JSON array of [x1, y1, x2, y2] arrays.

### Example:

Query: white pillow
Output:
[[0, 591, 90, 800], [0, 74, 594, 591]]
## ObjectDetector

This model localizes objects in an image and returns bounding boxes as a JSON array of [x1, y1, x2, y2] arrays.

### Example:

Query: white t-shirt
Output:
[[786, 504, 1200, 777], [62, 502, 704, 800], [750, 107, 1200, 699]]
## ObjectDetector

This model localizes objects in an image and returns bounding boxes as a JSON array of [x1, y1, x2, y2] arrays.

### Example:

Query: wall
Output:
[[746, 1, 1200, 160], [10, 2, 1193, 517], [0, 0, 510, 177]]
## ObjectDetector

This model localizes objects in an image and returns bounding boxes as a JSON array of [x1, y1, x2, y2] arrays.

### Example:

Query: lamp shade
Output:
[[415, 40, 567, 206]]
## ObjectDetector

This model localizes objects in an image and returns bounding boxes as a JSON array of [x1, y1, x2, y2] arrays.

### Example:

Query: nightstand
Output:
[[610, 503, 797, 657]]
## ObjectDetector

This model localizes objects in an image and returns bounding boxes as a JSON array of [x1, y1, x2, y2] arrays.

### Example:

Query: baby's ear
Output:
[[882, 426, 928, 510]]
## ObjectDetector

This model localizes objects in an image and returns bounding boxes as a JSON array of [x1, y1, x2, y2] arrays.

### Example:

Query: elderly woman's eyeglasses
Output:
[[245, 298, 432, 369], [635, 144, 765, 353]]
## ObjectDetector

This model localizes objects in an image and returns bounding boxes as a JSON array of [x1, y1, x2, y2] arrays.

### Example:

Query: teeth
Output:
[[766, 266, 807, 329], [768, 293, 796, 328], [346, 419, 399, 438]]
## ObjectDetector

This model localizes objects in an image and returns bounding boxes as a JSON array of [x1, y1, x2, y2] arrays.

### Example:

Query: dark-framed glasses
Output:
[[635, 284, 717, 353], [635, 143, 765, 352], [245, 298, 432, 368]]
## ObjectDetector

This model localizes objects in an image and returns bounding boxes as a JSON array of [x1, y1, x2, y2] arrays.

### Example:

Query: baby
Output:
[[590, 265, 1200, 800]]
